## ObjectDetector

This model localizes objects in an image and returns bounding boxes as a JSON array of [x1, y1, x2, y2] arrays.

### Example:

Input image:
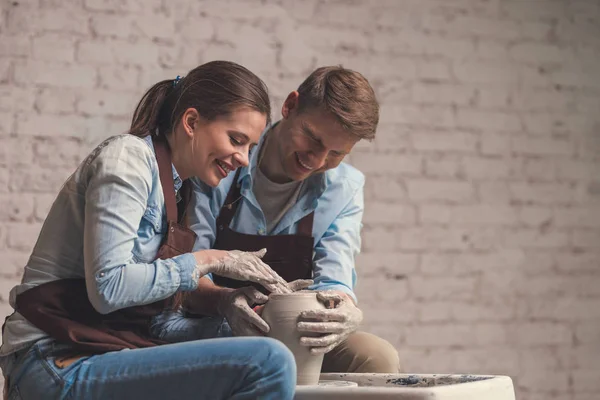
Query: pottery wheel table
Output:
[[294, 373, 516, 400]]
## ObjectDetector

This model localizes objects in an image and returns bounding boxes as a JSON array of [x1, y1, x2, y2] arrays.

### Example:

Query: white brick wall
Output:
[[1, 0, 599, 398]]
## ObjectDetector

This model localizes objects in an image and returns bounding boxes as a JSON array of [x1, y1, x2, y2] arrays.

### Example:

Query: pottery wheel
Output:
[[316, 380, 359, 387]]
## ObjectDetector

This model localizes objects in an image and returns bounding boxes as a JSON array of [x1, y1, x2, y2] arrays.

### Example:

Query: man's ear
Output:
[[281, 91, 300, 119]]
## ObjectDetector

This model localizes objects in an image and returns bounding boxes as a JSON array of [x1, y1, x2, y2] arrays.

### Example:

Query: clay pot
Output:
[[261, 292, 326, 385]]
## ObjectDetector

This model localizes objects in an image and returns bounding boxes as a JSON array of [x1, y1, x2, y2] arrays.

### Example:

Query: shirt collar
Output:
[[143, 135, 183, 192]]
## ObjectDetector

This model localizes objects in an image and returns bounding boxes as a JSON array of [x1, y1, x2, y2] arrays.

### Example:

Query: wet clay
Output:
[[261, 292, 326, 385]]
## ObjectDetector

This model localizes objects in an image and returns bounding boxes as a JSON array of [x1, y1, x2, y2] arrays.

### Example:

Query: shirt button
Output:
[[258, 228, 265, 235], [99, 272, 105, 277]]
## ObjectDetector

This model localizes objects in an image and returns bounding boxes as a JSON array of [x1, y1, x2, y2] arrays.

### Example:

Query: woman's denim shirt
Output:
[[0, 135, 198, 356]]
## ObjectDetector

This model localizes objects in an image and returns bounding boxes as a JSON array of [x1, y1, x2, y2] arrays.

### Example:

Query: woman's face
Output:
[[186, 107, 267, 187]]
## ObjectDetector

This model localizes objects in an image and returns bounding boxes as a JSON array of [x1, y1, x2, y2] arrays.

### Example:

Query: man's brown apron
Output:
[[211, 169, 314, 290], [11, 139, 197, 354]]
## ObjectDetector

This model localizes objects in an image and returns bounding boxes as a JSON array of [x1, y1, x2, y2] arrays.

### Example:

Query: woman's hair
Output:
[[129, 60, 271, 138]]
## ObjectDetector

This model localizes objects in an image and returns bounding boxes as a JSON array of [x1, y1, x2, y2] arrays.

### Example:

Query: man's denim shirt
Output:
[[189, 129, 364, 303], [0, 135, 198, 356]]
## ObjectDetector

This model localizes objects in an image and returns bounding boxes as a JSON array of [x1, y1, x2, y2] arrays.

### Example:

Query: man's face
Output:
[[274, 92, 360, 182]]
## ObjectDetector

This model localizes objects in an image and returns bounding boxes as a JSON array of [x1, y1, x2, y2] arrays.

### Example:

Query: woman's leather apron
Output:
[[211, 169, 314, 291], [13, 139, 197, 354]]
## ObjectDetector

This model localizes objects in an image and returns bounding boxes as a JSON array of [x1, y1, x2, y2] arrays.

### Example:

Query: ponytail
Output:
[[129, 80, 173, 138]]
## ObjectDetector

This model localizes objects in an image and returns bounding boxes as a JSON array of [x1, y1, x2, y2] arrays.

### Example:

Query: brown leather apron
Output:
[[211, 169, 314, 291], [12, 139, 197, 354]]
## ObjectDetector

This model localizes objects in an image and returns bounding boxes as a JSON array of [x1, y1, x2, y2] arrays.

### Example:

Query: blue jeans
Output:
[[149, 311, 234, 343], [1, 316, 296, 400]]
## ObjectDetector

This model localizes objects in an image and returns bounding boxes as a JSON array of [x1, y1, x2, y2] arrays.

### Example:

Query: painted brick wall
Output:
[[1, 0, 599, 398]]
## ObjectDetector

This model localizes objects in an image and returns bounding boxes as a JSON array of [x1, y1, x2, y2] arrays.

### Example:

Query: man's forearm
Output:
[[183, 276, 233, 316]]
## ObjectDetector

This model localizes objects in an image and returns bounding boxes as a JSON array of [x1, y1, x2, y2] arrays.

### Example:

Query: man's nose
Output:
[[311, 148, 328, 169]]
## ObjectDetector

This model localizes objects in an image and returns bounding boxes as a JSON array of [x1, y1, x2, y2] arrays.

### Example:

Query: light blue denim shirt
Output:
[[189, 127, 364, 302], [0, 135, 199, 356]]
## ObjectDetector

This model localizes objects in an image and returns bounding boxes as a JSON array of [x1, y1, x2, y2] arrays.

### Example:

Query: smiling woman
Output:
[[0, 61, 297, 400]]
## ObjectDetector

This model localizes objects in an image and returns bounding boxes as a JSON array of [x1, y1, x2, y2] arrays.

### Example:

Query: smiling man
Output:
[[183, 66, 400, 373]]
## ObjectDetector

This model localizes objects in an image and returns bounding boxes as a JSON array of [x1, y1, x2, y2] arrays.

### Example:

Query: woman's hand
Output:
[[193, 248, 291, 294]]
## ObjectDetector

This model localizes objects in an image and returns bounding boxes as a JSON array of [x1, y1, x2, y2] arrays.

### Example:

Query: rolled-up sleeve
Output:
[[311, 185, 363, 304], [83, 138, 198, 315]]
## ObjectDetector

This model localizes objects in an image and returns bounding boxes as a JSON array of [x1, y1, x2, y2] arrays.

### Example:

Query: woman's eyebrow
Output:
[[228, 130, 259, 145]]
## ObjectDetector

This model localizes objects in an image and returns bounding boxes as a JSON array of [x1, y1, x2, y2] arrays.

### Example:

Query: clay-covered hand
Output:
[[196, 248, 291, 294], [251, 279, 315, 316], [221, 279, 315, 336], [218, 286, 270, 336], [296, 290, 363, 354], [287, 279, 314, 292]]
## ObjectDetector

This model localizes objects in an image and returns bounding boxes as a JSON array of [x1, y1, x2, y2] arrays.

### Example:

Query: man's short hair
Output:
[[296, 66, 379, 140]]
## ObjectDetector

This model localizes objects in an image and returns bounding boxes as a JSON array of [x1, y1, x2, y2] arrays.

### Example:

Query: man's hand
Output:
[[296, 290, 363, 354], [220, 279, 314, 337], [218, 286, 270, 336]]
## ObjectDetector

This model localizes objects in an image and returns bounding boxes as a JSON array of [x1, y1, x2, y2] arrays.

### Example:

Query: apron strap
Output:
[[297, 211, 314, 237], [153, 139, 177, 223], [177, 180, 192, 224], [216, 168, 243, 229]]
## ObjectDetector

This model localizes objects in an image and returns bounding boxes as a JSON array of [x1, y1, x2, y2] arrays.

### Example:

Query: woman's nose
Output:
[[233, 151, 249, 168]]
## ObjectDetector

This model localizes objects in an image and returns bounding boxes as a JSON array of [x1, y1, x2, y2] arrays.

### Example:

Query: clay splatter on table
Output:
[[386, 375, 491, 387]]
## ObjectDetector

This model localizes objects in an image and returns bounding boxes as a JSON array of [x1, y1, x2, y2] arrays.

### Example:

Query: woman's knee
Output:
[[256, 337, 296, 375], [245, 337, 296, 398]]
